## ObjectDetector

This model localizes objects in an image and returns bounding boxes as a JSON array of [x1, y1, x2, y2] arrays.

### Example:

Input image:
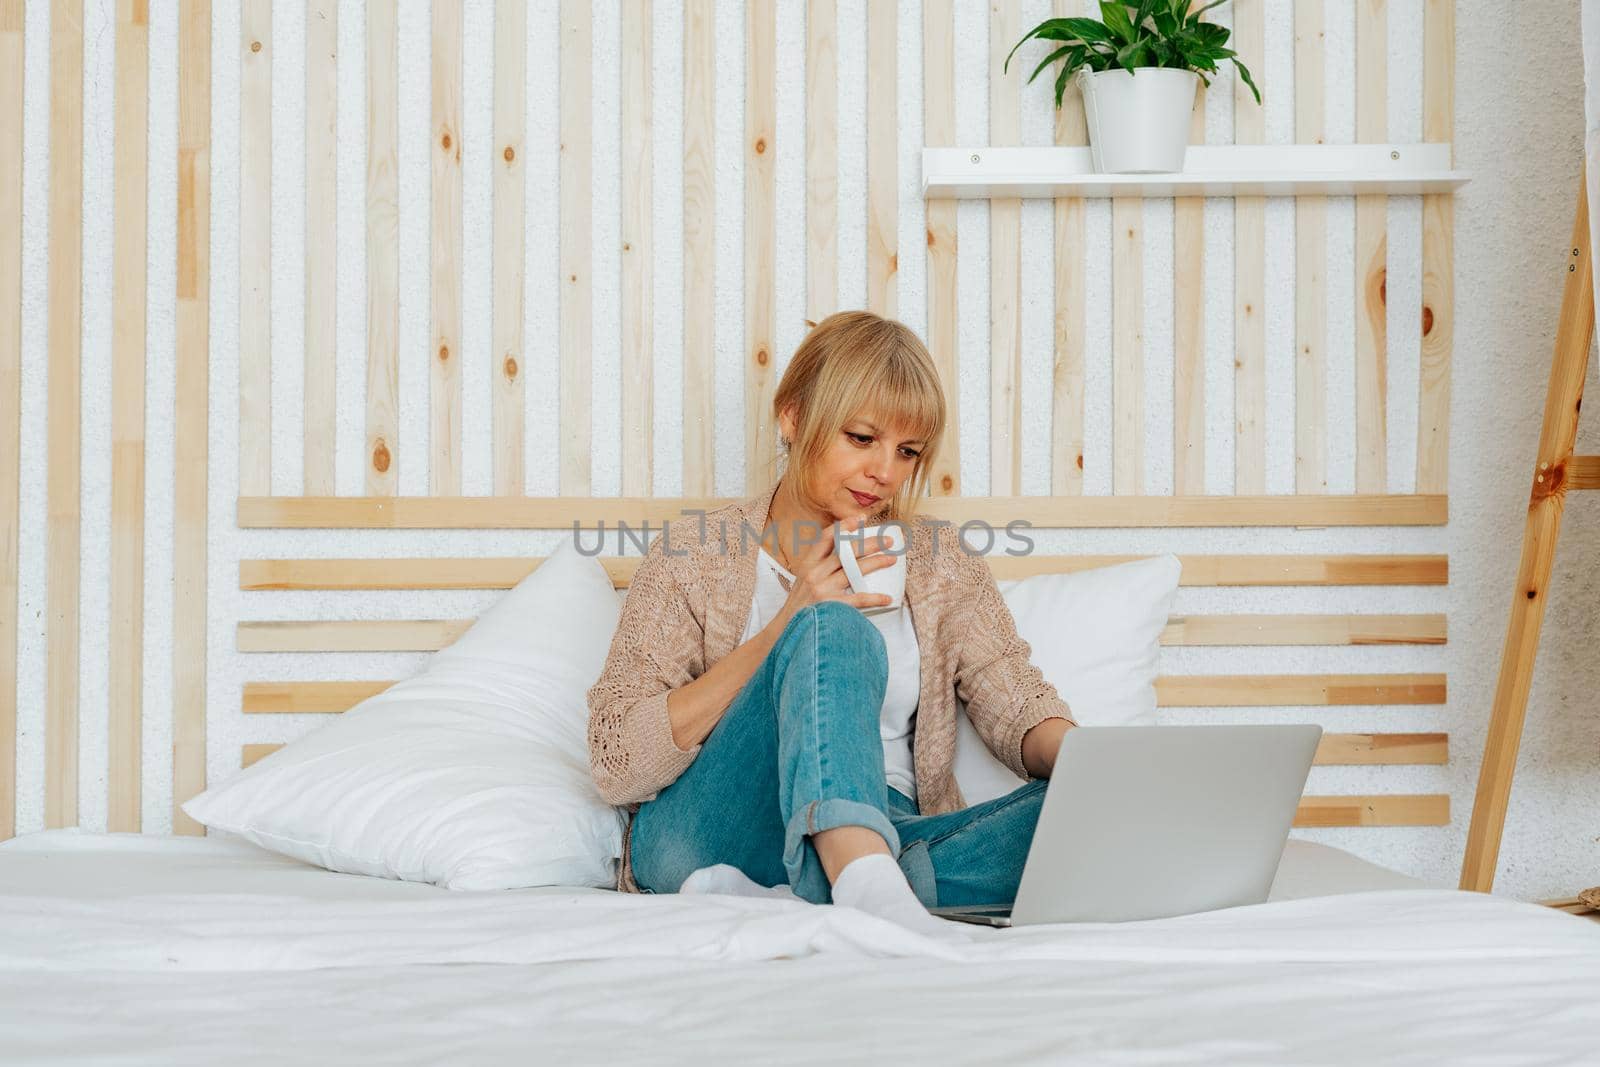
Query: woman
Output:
[[587, 310, 1076, 933]]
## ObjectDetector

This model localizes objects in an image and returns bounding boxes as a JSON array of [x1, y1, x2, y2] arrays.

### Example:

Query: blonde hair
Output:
[[770, 311, 946, 522]]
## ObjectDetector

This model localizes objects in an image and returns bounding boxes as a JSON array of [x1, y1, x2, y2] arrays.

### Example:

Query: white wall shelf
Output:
[[922, 143, 1467, 199]]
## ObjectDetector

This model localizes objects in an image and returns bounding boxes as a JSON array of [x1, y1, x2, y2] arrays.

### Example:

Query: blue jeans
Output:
[[630, 601, 1047, 907]]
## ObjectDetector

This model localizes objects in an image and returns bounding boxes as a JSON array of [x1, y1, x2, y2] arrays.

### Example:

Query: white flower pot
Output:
[[1077, 67, 1200, 174]]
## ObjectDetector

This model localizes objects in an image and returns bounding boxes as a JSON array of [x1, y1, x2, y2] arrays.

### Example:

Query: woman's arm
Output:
[[951, 550, 1077, 780]]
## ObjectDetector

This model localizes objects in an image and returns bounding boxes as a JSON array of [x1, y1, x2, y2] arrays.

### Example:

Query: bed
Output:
[[4, 829, 1598, 1065]]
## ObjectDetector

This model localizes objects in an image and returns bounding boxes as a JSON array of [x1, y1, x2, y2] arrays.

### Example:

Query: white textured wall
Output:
[[9, 0, 1599, 901]]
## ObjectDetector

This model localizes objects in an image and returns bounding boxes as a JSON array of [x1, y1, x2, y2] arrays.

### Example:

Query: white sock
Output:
[[829, 853, 950, 936], [678, 863, 799, 901]]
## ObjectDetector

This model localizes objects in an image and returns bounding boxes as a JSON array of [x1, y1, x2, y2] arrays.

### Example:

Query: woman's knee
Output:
[[776, 600, 888, 677]]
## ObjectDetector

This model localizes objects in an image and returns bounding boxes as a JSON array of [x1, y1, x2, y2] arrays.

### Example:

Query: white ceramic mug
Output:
[[837, 523, 907, 614]]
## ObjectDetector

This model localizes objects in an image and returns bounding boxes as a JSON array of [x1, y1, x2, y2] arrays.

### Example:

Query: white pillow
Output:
[[953, 554, 1181, 805], [183, 541, 626, 890]]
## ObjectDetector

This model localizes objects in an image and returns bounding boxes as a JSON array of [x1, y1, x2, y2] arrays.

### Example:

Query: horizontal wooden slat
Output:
[[235, 738, 1448, 826], [242, 553, 1449, 591], [1568, 455, 1600, 490], [238, 619, 473, 652], [237, 494, 1448, 529], [1160, 615, 1445, 646], [1155, 674, 1446, 706], [242, 736, 1444, 770], [243, 681, 393, 713], [239, 614, 1447, 653], [245, 674, 1447, 714], [1315, 732, 1447, 766], [1293, 794, 1448, 828]]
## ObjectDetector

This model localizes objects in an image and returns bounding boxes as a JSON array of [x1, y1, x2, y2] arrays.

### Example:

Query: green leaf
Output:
[[1100, 1, 1136, 44], [1027, 43, 1076, 86], [1232, 57, 1263, 105]]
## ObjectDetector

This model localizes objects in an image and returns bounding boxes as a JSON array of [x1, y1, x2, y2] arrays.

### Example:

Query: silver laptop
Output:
[[932, 724, 1322, 926]]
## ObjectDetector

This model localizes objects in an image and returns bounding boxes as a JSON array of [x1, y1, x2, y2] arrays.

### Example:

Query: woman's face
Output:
[[780, 406, 927, 524]]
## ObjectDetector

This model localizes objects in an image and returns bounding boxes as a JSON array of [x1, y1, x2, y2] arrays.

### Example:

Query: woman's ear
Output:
[[777, 404, 797, 444]]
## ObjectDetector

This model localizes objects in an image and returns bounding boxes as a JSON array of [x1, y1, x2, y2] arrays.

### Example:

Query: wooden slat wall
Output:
[[988, 0, 1022, 496], [305, 0, 338, 495], [1233, 0, 1266, 494], [1417, 0, 1454, 493], [430, 0, 462, 496], [682, 0, 714, 495], [1294, 0, 1327, 494], [494, 0, 527, 496], [620, 1, 652, 496], [365, 0, 399, 494], [0, 0, 23, 840], [173, 0, 211, 835], [46, 0, 84, 828], [807, 0, 837, 325], [6, 3, 1462, 839], [1355, 0, 1388, 493], [109, 0, 149, 832], [559, 0, 591, 496], [865, 0, 895, 317], [1051, 0, 1087, 497], [745, 0, 776, 495], [239, 0, 271, 496], [922, 0, 958, 497]]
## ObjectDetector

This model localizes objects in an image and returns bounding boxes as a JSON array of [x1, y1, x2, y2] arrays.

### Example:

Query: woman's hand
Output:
[[773, 518, 898, 627]]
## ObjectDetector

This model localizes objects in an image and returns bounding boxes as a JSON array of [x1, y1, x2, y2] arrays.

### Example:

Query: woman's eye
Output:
[[900, 449, 921, 460], [847, 432, 871, 445]]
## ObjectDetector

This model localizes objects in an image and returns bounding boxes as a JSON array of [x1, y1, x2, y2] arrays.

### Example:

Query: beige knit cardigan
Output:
[[585, 483, 1076, 891]]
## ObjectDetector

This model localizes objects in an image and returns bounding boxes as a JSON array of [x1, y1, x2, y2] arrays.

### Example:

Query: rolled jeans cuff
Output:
[[784, 797, 902, 903]]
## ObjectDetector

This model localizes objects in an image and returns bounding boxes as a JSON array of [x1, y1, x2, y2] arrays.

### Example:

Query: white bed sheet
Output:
[[3, 830, 1598, 1065]]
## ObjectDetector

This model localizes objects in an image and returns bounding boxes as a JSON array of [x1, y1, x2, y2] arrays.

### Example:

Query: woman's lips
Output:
[[849, 490, 880, 507]]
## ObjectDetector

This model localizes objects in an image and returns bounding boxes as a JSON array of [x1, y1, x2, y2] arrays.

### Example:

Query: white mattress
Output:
[[3, 830, 1598, 1065]]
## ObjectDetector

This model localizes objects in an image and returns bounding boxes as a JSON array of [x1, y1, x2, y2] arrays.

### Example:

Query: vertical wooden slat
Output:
[[0, 0, 24, 840], [923, 0, 958, 497], [865, 0, 895, 317], [1232, 0, 1265, 494], [429, 0, 462, 495], [1294, 0, 1326, 494], [1051, 0, 1085, 496], [989, 0, 1021, 495], [620, 1, 651, 496], [46, 0, 83, 829], [682, 0, 714, 495], [1417, 0, 1453, 494], [109, 0, 149, 832], [1355, 0, 1388, 493], [173, 0, 210, 835], [304, 0, 337, 495], [559, 0, 591, 495], [239, 0, 271, 495], [365, 0, 398, 495], [1173, 79, 1205, 494], [745, 0, 776, 495], [493, 0, 526, 495], [1112, 196, 1143, 494], [806, 0, 836, 326]]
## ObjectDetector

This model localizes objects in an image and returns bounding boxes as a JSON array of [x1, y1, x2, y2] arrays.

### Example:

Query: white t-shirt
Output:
[[739, 549, 920, 802]]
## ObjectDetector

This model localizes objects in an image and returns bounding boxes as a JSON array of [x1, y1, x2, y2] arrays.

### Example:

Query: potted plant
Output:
[[1006, 0, 1261, 174]]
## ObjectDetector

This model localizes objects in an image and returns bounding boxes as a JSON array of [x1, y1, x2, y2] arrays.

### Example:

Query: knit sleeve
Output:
[[951, 552, 1077, 779], [585, 533, 706, 806]]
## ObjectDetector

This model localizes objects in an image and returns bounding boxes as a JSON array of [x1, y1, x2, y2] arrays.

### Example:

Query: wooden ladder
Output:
[[1460, 171, 1600, 893]]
